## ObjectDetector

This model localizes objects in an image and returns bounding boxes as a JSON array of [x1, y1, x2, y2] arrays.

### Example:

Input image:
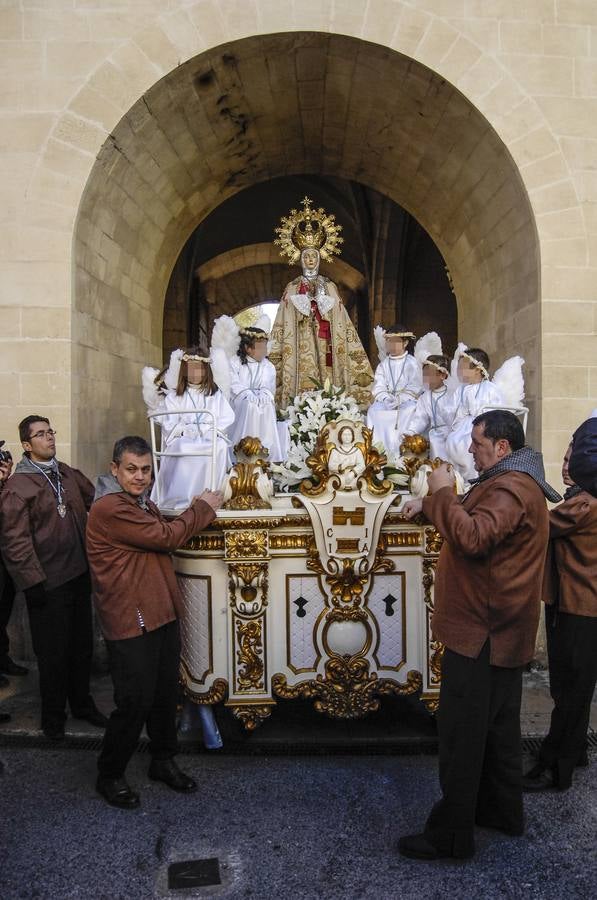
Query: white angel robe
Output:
[[404, 386, 456, 461], [229, 357, 283, 461], [151, 387, 234, 508], [366, 353, 422, 454], [445, 380, 504, 481]]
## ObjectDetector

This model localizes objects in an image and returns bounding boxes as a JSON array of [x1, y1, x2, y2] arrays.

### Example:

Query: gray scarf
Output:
[[94, 472, 149, 510], [469, 446, 562, 503], [15, 454, 59, 476]]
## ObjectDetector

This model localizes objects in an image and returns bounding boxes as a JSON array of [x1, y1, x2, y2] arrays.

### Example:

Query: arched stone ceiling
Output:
[[74, 31, 539, 470]]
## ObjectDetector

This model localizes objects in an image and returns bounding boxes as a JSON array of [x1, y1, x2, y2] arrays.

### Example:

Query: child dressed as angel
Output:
[[226, 322, 283, 462], [403, 353, 456, 461], [366, 324, 425, 455], [142, 346, 234, 509], [446, 346, 524, 482]]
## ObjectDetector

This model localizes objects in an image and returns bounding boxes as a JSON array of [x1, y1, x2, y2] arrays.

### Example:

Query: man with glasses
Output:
[[0, 415, 106, 739]]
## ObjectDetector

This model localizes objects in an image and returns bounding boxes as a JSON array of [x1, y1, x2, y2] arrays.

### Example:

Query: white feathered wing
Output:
[[413, 331, 442, 367], [211, 315, 241, 358], [374, 325, 387, 362], [493, 356, 525, 408], [446, 341, 467, 394], [142, 366, 162, 413]]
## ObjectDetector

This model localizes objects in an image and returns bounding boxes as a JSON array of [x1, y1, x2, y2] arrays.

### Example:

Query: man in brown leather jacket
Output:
[[0, 415, 106, 739], [398, 409, 559, 860], [87, 434, 222, 810], [524, 417, 597, 791]]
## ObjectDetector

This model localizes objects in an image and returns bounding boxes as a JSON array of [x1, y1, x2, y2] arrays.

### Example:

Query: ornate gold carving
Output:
[[301, 423, 392, 498], [223, 462, 272, 510], [230, 704, 274, 731], [225, 530, 268, 559], [228, 562, 268, 616], [429, 641, 445, 687], [235, 620, 264, 691], [421, 696, 440, 715], [269, 533, 311, 551], [179, 533, 225, 552], [384, 531, 421, 547], [336, 538, 360, 553], [422, 554, 444, 689], [425, 527, 443, 555], [422, 556, 437, 612], [181, 678, 228, 705], [333, 506, 365, 525], [282, 512, 310, 525], [215, 517, 285, 530], [272, 664, 422, 719], [233, 436, 269, 459], [274, 195, 343, 263], [400, 434, 430, 456]]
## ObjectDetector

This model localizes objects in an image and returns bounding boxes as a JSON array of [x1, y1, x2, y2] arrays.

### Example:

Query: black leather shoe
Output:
[[148, 759, 197, 793], [0, 657, 28, 677], [522, 763, 555, 791], [397, 832, 474, 861], [43, 725, 65, 741], [96, 775, 140, 809], [0, 712, 11, 724], [74, 709, 109, 728]]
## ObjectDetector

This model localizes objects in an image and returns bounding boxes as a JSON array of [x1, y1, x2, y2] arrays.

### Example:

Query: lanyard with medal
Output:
[[29, 461, 67, 518]]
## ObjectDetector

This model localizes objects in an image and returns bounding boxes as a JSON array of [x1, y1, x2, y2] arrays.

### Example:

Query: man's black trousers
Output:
[[539, 606, 597, 787], [0, 560, 16, 664], [424, 640, 524, 855], [98, 620, 180, 778], [26, 572, 95, 731]]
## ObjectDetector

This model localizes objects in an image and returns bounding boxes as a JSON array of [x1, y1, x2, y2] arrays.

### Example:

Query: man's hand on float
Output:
[[195, 490, 224, 511], [401, 498, 423, 519], [427, 463, 455, 493]]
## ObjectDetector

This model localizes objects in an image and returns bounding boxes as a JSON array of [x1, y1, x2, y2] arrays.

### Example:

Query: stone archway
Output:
[[73, 32, 540, 474]]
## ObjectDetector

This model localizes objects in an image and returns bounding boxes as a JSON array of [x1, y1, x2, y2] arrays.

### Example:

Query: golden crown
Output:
[[274, 196, 343, 264]]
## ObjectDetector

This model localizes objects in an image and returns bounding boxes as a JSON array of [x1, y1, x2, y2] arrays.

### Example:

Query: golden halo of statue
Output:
[[274, 195, 344, 264]]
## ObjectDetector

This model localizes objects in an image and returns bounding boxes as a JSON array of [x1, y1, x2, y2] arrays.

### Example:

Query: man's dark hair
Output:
[[463, 347, 490, 372], [112, 436, 152, 464], [473, 410, 525, 451], [19, 415, 50, 443]]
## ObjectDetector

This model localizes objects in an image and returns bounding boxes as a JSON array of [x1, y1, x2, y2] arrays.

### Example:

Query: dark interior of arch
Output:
[[163, 174, 457, 359]]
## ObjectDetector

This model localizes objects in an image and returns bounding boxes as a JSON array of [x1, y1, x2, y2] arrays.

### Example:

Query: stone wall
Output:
[[1, 0, 596, 489]]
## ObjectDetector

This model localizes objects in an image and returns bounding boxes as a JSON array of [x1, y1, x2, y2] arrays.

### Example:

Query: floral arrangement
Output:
[[271, 379, 363, 491], [271, 379, 410, 492]]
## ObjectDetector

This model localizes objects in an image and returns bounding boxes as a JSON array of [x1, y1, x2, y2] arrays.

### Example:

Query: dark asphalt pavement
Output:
[[1, 746, 596, 899]]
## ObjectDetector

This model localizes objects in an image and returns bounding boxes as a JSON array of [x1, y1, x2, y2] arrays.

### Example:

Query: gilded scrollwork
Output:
[[272, 662, 422, 719], [425, 527, 443, 555], [228, 562, 268, 616], [421, 696, 440, 715], [230, 704, 274, 731], [269, 534, 311, 551], [180, 533, 225, 552], [181, 677, 228, 706], [225, 529, 268, 559], [384, 531, 421, 547], [235, 619, 264, 691]]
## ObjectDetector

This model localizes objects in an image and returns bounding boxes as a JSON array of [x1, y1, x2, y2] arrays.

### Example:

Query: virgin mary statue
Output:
[[269, 197, 374, 410]]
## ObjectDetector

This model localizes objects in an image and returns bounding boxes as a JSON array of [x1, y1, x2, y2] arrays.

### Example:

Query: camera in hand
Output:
[[0, 441, 12, 464]]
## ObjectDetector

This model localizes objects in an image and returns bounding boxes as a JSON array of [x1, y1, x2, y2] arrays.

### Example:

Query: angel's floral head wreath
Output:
[[459, 348, 489, 380], [424, 356, 449, 376]]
